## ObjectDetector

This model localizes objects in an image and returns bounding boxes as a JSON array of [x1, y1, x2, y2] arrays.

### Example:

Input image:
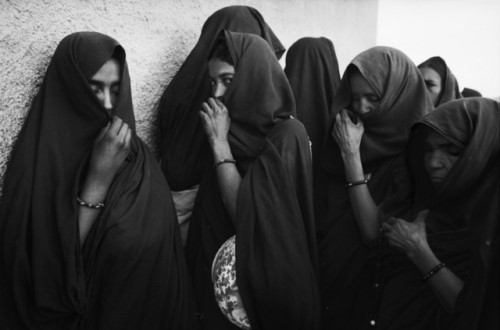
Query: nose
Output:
[[212, 82, 227, 100], [358, 98, 371, 115], [426, 150, 443, 169], [102, 88, 113, 111]]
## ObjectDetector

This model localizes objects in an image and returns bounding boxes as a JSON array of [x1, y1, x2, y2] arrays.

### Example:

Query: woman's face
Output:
[[420, 67, 443, 107], [208, 58, 235, 101], [89, 58, 121, 111], [423, 130, 463, 187], [349, 71, 381, 116]]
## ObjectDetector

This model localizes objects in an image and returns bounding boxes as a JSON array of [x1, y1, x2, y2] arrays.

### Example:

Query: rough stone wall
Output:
[[0, 0, 378, 190]]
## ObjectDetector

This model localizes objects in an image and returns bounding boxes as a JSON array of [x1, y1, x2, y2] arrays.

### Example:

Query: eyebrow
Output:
[[88, 80, 120, 86]]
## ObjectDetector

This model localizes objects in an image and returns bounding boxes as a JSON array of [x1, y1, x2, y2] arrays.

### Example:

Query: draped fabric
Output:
[[186, 31, 320, 330], [376, 98, 499, 330], [284, 37, 341, 221], [0, 32, 196, 330], [284, 37, 341, 165], [461, 87, 482, 98], [418, 56, 462, 106], [157, 5, 285, 191], [318, 46, 432, 329]]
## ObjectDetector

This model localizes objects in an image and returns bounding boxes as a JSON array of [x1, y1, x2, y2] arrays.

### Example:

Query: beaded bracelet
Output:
[[345, 173, 372, 188], [421, 262, 446, 282], [76, 196, 105, 209], [213, 158, 236, 169]]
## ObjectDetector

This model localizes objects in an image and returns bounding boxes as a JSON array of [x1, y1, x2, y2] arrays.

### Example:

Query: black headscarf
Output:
[[376, 98, 499, 329], [156, 6, 285, 191], [0, 32, 197, 330], [284, 37, 341, 221], [318, 46, 432, 329], [418, 56, 462, 106], [186, 31, 320, 330]]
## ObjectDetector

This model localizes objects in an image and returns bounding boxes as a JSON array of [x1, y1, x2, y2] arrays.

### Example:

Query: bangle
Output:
[[213, 158, 236, 169], [421, 262, 446, 282], [76, 196, 104, 209], [345, 173, 372, 188]]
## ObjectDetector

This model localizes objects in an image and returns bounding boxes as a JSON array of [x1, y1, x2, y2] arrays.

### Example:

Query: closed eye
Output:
[[90, 83, 102, 94]]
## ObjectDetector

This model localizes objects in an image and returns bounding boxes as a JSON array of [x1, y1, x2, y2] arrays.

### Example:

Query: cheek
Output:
[[351, 100, 361, 112], [110, 93, 118, 106], [431, 86, 441, 95], [423, 153, 432, 172], [444, 155, 460, 170]]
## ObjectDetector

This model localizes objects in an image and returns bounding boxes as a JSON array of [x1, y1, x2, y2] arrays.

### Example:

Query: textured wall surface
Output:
[[0, 0, 378, 190]]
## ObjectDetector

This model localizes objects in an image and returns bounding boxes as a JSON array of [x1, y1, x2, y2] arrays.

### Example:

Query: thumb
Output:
[[415, 209, 429, 224]]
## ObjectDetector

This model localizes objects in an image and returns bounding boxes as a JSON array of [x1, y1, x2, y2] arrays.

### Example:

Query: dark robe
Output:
[[156, 6, 285, 191], [375, 97, 499, 330], [284, 37, 341, 222], [418, 56, 462, 106], [318, 46, 433, 329], [0, 32, 197, 330], [186, 31, 320, 330]]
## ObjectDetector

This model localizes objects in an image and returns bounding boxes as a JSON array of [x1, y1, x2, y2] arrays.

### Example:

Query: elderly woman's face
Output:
[[89, 58, 121, 112], [420, 67, 443, 106], [423, 130, 463, 186], [208, 58, 235, 101]]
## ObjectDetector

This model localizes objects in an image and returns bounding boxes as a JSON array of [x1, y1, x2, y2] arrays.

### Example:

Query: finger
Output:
[[386, 217, 398, 225], [201, 102, 212, 115], [208, 98, 219, 111], [96, 121, 111, 141], [340, 109, 349, 121], [381, 222, 392, 232], [344, 110, 357, 125], [199, 110, 209, 127], [109, 116, 123, 135], [354, 115, 363, 127], [334, 113, 342, 127], [117, 121, 129, 139], [415, 209, 429, 224], [214, 98, 225, 108], [123, 127, 132, 148]]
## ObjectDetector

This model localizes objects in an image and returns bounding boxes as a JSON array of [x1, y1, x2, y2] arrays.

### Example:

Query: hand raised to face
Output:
[[88, 116, 131, 183], [199, 97, 231, 147], [332, 109, 364, 156]]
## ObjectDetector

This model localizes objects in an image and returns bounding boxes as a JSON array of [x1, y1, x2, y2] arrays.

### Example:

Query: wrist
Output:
[[341, 147, 361, 159], [342, 152, 364, 182], [212, 140, 233, 160], [82, 171, 113, 199], [406, 241, 437, 270]]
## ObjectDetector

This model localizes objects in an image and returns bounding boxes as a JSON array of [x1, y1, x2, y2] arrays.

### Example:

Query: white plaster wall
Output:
[[0, 0, 378, 189]]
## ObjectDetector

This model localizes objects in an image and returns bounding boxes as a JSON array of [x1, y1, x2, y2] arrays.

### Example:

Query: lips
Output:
[[429, 175, 445, 183]]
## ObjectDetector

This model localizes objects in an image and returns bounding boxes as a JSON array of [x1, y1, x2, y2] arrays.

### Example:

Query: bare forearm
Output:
[[342, 151, 380, 243], [212, 141, 241, 223], [407, 242, 464, 310], [78, 171, 112, 245]]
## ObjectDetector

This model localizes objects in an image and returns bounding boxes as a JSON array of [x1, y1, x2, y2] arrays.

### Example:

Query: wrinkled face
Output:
[[208, 58, 235, 101], [420, 67, 443, 107], [89, 58, 120, 112], [349, 71, 381, 116], [423, 130, 463, 187]]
